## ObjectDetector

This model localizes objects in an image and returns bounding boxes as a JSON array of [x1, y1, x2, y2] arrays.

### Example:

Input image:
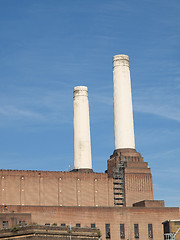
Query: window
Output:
[[148, 224, 153, 238], [19, 221, 25, 226], [91, 223, 96, 228], [3, 221, 8, 229], [61, 223, 66, 227], [76, 223, 81, 227], [4, 206, 7, 210], [45, 223, 50, 226], [134, 224, 139, 238], [105, 224, 110, 239], [120, 224, 125, 239]]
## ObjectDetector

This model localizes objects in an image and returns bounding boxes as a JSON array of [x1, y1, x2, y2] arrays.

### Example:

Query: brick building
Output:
[[0, 55, 179, 240], [0, 224, 100, 240]]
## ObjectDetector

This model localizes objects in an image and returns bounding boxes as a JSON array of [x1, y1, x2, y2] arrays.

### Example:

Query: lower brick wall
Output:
[[0, 225, 100, 240], [2, 205, 179, 240]]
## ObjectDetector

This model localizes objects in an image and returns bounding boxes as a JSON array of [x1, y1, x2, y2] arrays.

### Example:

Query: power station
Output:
[[0, 55, 179, 240]]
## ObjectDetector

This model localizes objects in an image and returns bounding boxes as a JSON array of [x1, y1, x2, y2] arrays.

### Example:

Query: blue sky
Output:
[[0, 0, 179, 208]]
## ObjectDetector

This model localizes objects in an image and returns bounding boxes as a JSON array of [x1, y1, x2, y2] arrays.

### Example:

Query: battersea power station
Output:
[[0, 55, 179, 240]]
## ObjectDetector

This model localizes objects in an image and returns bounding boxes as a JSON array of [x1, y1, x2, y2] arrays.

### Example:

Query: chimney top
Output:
[[113, 54, 129, 68], [74, 86, 88, 97]]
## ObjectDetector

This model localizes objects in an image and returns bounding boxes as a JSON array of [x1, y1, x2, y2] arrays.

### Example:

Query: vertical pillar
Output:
[[20, 176, 25, 205], [113, 54, 135, 149], [74, 86, 92, 169]]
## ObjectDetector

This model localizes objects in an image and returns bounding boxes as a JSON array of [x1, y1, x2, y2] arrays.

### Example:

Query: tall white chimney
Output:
[[113, 54, 135, 150], [74, 86, 92, 169]]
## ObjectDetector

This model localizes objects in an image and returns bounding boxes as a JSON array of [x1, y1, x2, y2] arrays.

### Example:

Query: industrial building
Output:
[[0, 55, 179, 240]]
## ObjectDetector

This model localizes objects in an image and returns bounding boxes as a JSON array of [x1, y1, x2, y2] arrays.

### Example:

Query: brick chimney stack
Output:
[[113, 54, 135, 150], [73, 86, 92, 170]]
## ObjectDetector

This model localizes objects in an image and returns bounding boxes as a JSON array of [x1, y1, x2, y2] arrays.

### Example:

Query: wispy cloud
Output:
[[153, 168, 180, 179], [0, 105, 43, 120], [146, 147, 180, 160], [90, 83, 180, 123], [133, 86, 180, 122], [0, 86, 73, 127], [99, 1, 136, 13]]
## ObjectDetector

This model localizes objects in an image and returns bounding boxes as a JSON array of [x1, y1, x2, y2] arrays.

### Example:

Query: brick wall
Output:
[[107, 148, 154, 206], [3, 205, 179, 240], [0, 225, 100, 240], [0, 170, 114, 207], [125, 172, 153, 206], [0, 212, 31, 228]]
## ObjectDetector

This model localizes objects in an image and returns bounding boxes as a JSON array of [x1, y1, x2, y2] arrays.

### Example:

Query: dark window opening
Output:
[[134, 224, 139, 238], [105, 224, 110, 239], [76, 223, 81, 228], [4, 206, 7, 210], [91, 223, 96, 228], [148, 224, 153, 238], [61, 223, 66, 227], [45, 223, 50, 226], [3, 221, 8, 229], [19, 221, 25, 226], [120, 224, 125, 239]]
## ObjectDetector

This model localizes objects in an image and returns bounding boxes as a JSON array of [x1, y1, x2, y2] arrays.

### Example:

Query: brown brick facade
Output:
[[0, 170, 113, 207], [0, 148, 179, 240], [0, 212, 31, 228], [1, 205, 179, 240], [0, 225, 100, 240], [107, 149, 153, 206]]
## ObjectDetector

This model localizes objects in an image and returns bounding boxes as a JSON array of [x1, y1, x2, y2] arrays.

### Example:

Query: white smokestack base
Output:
[[113, 54, 135, 150], [74, 86, 92, 169]]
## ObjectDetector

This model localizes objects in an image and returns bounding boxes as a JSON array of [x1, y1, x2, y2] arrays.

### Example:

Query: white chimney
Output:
[[74, 86, 92, 169], [113, 54, 135, 150]]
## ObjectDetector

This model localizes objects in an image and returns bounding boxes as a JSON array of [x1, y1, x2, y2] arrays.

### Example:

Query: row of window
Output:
[[1, 221, 153, 239], [105, 223, 153, 239], [45, 223, 96, 228], [2, 221, 95, 229], [2, 221, 26, 228]]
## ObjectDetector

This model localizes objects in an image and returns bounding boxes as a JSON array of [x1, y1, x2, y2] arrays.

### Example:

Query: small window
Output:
[[134, 224, 139, 238], [76, 223, 81, 228], [105, 224, 110, 239], [45, 223, 50, 226], [61, 223, 66, 227], [19, 221, 25, 226], [3, 221, 8, 229], [120, 224, 125, 239], [91, 223, 96, 228], [148, 224, 153, 238]]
